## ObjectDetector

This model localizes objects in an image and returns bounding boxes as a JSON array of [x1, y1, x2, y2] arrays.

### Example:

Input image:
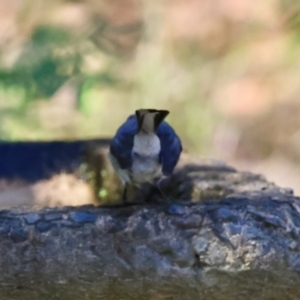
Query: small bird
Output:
[[108, 109, 182, 203]]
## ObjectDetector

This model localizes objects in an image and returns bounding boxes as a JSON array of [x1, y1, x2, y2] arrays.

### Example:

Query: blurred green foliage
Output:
[[0, 25, 118, 104], [5, 27, 72, 100]]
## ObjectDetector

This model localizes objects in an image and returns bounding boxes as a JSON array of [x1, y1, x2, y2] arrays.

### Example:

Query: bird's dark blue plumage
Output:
[[109, 114, 182, 176]]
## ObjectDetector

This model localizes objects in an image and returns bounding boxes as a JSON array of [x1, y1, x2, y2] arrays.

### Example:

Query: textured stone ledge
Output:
[[1, 191, 300, 300]]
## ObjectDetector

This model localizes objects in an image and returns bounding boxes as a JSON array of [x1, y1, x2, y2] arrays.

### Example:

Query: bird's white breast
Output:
[[109, 133, 163, 187], [132, 134, 161, 156], [131, 155, 162, 185], [131, 133, 162, 185]]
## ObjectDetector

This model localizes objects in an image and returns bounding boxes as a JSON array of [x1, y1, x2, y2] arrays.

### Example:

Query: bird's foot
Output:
[[122, 183, 140, 205], [122, 184, 128, 204], [156, 177, 171, 202]]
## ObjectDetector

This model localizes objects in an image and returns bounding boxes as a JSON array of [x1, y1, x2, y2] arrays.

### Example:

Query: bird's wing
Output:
[[157, 122, 182, 176], [109, 115, 137, 169]]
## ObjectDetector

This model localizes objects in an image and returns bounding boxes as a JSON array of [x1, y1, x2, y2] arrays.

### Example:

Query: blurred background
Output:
[[0, 0, 300, 194]]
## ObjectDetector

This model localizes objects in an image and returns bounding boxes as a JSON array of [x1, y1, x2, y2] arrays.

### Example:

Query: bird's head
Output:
[[135, 109, 169, 134]]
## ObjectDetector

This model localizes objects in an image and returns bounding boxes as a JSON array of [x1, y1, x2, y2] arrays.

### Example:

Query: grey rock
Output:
[[44, 212, 62, 221], [69, 211, 97, 223], [23, 213, 42, 225], [35, 221, 56, 233]]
